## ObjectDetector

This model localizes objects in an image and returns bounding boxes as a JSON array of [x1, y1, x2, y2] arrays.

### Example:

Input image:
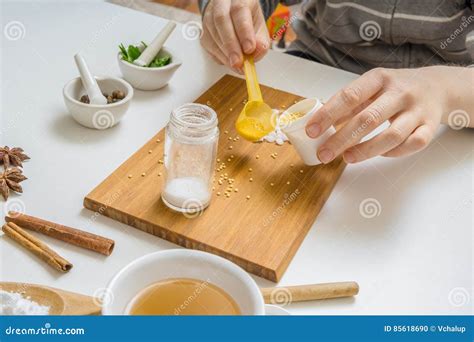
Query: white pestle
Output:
[[74, 54, 107, 105], [133, 21, 177, 67]]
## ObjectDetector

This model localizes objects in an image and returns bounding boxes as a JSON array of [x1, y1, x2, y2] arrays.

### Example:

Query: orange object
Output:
[[267, 4, 291, 40]]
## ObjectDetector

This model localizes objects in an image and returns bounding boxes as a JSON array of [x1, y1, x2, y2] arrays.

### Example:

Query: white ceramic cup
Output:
[[102, 249, 265, 315], [280, 98, 336, 165]]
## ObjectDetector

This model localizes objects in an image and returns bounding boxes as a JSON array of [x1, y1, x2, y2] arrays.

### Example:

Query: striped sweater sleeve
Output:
[[198, 1, 301, 19]]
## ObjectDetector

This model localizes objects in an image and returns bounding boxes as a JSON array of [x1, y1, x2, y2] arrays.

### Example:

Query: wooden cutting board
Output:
[[84, 75, 346, 282]]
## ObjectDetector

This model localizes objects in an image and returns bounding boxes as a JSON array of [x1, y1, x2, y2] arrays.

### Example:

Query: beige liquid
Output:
[[128, 278, 241, 315]]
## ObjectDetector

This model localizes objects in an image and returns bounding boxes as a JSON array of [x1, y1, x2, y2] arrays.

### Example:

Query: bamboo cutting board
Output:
[[84, 75, 346, 282]]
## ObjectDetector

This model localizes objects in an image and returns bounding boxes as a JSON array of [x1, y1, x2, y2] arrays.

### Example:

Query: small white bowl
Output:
[[280, 98, 336, 165], [63, 76, 133, 129], [102, 249, 265, 315], [117, 46, 182, 91]]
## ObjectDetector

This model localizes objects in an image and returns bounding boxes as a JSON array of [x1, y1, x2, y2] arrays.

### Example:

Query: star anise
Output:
[[0, 167, 27, 200], [0, 146, 30, 168]]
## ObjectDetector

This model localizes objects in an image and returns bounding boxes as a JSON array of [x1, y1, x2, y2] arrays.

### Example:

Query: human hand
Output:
[[201, 0, 270, 70], [305, 66, 473, 164]]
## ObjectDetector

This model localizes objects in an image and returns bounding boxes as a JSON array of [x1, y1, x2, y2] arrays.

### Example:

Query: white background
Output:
[[1, 1, 472, 315]]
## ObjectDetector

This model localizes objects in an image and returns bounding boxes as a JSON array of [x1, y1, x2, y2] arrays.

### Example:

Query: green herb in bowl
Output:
[[119, 42, 172, 68]]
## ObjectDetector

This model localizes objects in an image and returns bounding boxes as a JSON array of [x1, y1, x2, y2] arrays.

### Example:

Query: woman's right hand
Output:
[[201, 0, 271, 70]]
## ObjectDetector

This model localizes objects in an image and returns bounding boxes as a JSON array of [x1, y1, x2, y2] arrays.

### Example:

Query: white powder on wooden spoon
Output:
[[0, 290, 50, 315]]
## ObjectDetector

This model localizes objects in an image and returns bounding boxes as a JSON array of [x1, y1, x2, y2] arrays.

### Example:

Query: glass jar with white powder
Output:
[[161, 103, 219, 213]]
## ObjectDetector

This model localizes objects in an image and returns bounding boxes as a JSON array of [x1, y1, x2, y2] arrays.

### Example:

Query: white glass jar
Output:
[[161, 103, 219, 213]]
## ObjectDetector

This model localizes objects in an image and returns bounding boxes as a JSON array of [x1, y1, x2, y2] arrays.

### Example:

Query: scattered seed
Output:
[[270, 183, 274, 186], [246, 195, 250, 200], [158, 159, 163, 164], [128, 174, 133, 179], [218, 180, 223, 185], [217, 158, 221, 162], [230, 155, 234, 159], [224, 130, 229, 134], [217, 192, 221, 196], [141, 173, 146, 177], [158, 172, 162, 177], [286, 181, 290, 185], [228, 137, 232, 140], [156, 139, 161, 143], [227, 158, 231, 162], [256, 155, 260, 159], [148, 150, 152, 154], [229, 146, 233, 150], [248, 168, 253, 172], [206, 100, 211, 106], [300, 169, 304, 173], [249, 177, 253, 182], [229, 108, 233, 111], [290, 163, 294, 167], [233, 138, 238, 141], [274, 152, 278, 156], [212, 187, 215, 191], [234, 188, 238, 192]]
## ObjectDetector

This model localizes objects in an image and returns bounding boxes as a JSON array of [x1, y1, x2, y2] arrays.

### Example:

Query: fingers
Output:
[[230, 0, 256, 54], [382, 124, 434, 158], [213, 1, 244, 68], [252, 8, 270, 62], [343, 111, 420, 163], [201, 26, 227, 65], [316, 91, 404, 164], [306, 68, 386, 138]]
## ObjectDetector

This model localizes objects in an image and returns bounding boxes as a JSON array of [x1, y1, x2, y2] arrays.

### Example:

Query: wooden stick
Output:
[[2, 222, 72, 273], [261, 282, 359, 304], [6, 212, 114, 256]]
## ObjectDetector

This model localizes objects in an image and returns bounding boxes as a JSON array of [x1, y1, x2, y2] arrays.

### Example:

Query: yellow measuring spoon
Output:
[[235, 56, 275, 141]]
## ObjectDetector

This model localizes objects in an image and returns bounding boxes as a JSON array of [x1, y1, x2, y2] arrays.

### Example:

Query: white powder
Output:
[[259, 109, 289, 145], [162, 177, 211, 211], [0, 290, 50, 315]]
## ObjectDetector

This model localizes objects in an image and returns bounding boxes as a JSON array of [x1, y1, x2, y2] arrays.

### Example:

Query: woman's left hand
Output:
[[305, 66, 473, 164]]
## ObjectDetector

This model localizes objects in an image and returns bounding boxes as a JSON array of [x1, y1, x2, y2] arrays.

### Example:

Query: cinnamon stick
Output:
[[6, 212, 115, 256], [2, 222, 72, 272]]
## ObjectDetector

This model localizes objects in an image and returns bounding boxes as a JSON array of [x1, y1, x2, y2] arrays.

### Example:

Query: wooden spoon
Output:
[[0, 282, 101, 315]]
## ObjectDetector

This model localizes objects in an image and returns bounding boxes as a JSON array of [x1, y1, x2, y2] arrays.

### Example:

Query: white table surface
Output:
[[1, 1, 472, 315]]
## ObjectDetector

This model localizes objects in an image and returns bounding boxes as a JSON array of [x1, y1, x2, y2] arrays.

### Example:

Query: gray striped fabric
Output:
[[200, 0, 474, 74]]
